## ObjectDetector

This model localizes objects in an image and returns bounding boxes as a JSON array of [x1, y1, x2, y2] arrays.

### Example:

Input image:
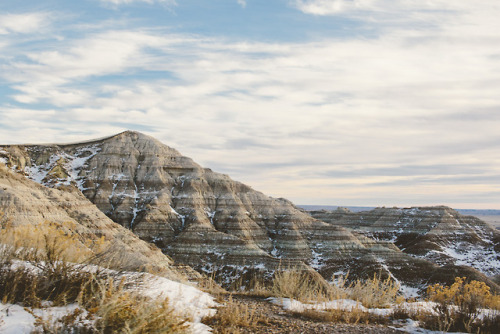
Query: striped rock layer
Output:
[[309, 206, 500, 277], [0, 164, 187, 279], [1, 131, 495, 288]]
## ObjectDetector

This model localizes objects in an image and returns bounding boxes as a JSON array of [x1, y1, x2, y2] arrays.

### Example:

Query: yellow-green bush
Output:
[[428, 277, 500, 311], [424, 277, 500, 333]]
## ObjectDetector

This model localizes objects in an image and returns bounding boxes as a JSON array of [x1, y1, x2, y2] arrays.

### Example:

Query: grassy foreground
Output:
[[0, 217, 189, 333]]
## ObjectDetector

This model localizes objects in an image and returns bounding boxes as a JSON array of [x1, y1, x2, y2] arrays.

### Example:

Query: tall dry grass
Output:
[[267, 268, 400, 308], [347, 273, 401, 308], [270, 268, 332, 302], [79, 277, 189, 333], [0, 216, 190, 333], [202, 295, 267, 334]]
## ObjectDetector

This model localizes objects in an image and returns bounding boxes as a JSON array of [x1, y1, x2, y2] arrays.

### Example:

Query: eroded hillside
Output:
[[1, 131, 497, 290], [310, 206, 500, 277]]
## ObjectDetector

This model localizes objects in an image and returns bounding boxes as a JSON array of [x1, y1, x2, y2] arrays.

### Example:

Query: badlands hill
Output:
[[0, 163, 186, 278], [310, 206, 500, 279], [0, 131, 497, 290]]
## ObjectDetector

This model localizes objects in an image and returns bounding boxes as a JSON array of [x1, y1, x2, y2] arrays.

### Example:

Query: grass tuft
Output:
[[202, 295, 268, 334]]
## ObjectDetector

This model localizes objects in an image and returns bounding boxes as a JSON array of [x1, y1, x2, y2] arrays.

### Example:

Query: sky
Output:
[[0, 0, 499, 209]]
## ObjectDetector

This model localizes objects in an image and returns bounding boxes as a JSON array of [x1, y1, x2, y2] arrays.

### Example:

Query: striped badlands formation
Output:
[[0, 164, 185, 278], [309, 206, 500, 277], [1, 131, 497, 289]]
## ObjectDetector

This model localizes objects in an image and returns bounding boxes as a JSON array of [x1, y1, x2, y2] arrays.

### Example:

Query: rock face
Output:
[[1, 131, 497, 289], [309, 206, 500, 277], [0, 164, 185, 279]]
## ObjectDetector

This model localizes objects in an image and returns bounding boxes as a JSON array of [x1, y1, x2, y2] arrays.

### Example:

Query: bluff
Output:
[[1, 131, 495, 289]]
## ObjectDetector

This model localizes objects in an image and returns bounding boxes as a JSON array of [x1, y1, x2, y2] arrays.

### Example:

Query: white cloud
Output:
[[99, 0, 176, 6], [292, 0, 500, 31], [4, 30, 172, 104], [292, 0, 452, 16], [237, 0, 247, 8], [293, 0, 374, 15], [2, 2, 500, 208], [0, 13, 49, 35]]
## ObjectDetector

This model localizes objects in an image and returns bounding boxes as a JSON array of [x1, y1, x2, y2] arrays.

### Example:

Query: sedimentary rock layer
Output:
[[309, 206, 500, 276], [0, 164, 184, 278], [2, 131, 496, 289]]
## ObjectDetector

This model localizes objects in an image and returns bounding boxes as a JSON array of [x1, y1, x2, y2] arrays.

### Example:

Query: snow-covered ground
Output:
[[0, 262, 217, 334], [268, 297, 394, 315], [268, 297, 499, 334], [136, 272, 217, 333], [0, 303, 91, 334]]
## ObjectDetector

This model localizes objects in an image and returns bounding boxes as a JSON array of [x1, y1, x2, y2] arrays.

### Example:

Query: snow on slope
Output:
[[0, 263, 217, 334], [24, 145, 101, 190]]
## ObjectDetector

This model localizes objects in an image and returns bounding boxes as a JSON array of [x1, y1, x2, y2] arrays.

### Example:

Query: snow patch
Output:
[[0, 262, 216, 334], [399, 284, 422, 299], [309, 249, 324, 269], [268, 297, 392, 315], [0, 303, 89, 334], [23, 145, 101, 190], [138, 273, 217, 323]]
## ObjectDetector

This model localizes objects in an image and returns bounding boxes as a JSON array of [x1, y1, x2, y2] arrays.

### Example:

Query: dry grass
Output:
[[80, 277, 189, 333], [294, 307, 389, 325], [0, 258, 189, 333], [202, 295, 268, 334], [270, 268, 332, 302], [266, 268, 401, 308], [0, 217, 190, 333], [0, 219, 105, 265], [197, 271, 228, 302], [347, 273, 401, 308]]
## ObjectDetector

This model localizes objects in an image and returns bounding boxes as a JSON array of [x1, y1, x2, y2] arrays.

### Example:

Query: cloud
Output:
[[292, 0, 453, 16], [0, 13, 50, 35], [98, 0, 176, 6], [293, 0, 373, 15], [292, 0, 500, 34], [237, 0, 247, 8], [4, 30, 172, 105], [1, 2, 500, 208]]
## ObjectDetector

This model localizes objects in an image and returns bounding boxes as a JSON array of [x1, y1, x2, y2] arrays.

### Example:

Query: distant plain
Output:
[[476, 216, 500, 229]]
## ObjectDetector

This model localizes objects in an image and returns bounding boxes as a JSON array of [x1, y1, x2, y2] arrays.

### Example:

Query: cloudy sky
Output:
[[1, 0, 499, 209]]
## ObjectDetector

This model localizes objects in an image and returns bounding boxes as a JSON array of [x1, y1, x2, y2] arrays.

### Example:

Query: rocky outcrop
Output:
[[0, 164, 186, 279], [1, 132, 497, 290], [309, 206, 500, 277]]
